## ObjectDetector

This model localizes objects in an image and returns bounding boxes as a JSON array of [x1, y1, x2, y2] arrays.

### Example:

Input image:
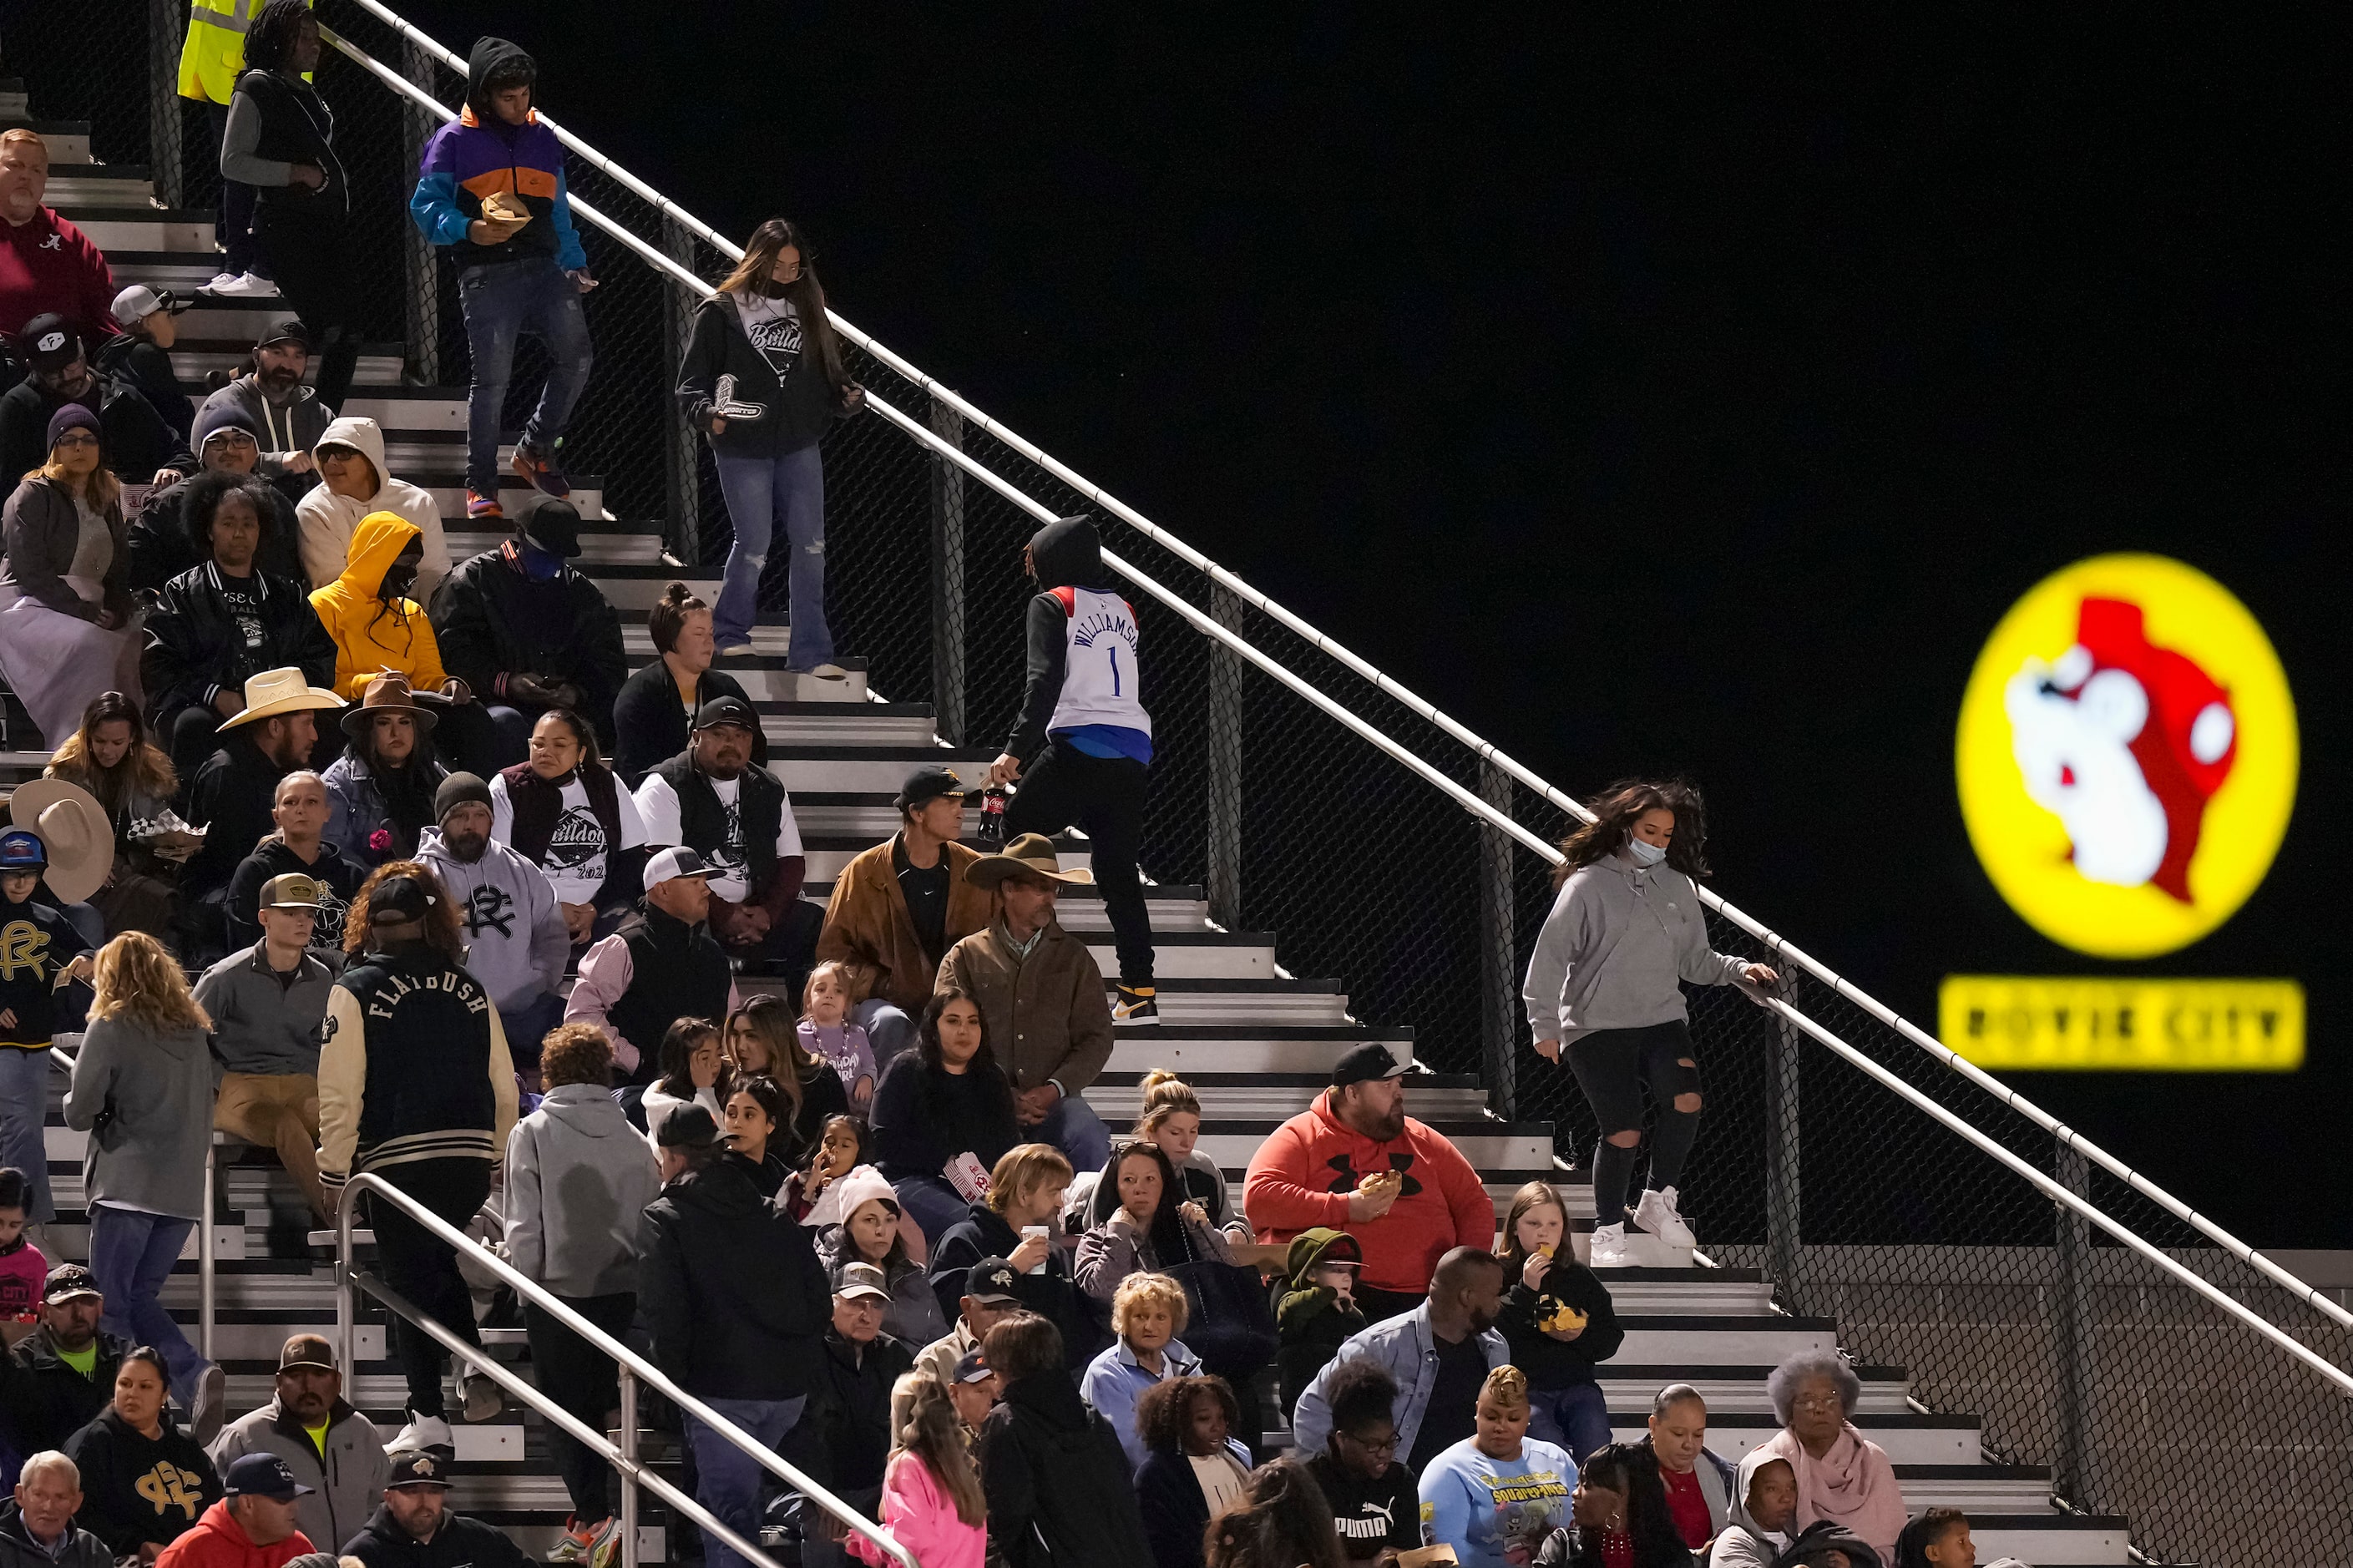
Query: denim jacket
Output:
[[1288, 1302, 1509, 1458]]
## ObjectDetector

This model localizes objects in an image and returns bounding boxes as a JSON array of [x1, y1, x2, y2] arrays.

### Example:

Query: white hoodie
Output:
[[416, 825, 569, 1014], [294, 414, 453, 599]]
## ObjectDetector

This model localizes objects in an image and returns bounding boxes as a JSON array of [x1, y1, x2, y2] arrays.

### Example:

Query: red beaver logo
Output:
[[2004, 598, 2236, 903]]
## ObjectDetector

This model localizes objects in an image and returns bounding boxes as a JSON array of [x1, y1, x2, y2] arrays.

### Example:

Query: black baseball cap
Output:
[[384, 1449, 451, 1490], [1330, 1042, 1409, 1089], [518, 497, 582, 558], [255, 318, 312, 352], [365, 873, 435, 925], [893, 766, 965, 812], [42, 1263, 101, 1303], [691, 695, 758, 734], [224, 1452, 314, 1500], [657, 1104, 726, 1149], [962, 1257, 1021, 1306], [21, 313, 80, 373]]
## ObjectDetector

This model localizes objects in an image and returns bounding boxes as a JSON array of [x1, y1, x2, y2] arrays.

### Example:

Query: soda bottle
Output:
[[978, 786, 1008, 847]]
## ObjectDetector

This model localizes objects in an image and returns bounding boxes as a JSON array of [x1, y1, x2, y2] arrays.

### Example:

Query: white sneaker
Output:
[[210, 271, 281, 298], [1586, 1222, 1632, 1268], [203, 271, 240, 294], [1633, 1185, 1697, 1249], [390, 1413, 454, 1453], [808, 662, 848, 680]]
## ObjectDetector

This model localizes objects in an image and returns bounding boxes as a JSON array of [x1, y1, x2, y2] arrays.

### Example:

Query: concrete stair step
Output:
[[1961, 1516, 2132, 1565], [764, 745, 997, 796], [756, 702, 939, 746], [1099, 1029, 1411, 1075], [3, 124, 90, 163], [172, 346, 409, 387], [42, 167, 160, 208], [55, 210, 214, 251], [580, 565, 720, 610], [1591, 1368, 1920, 1418]]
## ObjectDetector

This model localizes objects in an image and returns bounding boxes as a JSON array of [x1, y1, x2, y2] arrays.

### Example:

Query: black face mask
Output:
[[758, 279, 793, 301], [379, 563, 417, 601]]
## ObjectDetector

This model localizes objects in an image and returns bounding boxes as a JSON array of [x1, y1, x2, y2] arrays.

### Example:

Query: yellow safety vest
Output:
[[176, 0, 313, 105]]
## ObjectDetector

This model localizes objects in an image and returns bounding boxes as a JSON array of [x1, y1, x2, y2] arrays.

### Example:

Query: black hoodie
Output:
[[63, 1407, 220, 1555], [1004, 515, 1147, 765], [978, 1373, 1151, 1568], [342, 1503, 533, 1568], [674, 291, 852, 458], [636, 1156, 832, 1400], [1496, 1251, 1627, 1390], [415, 38, 571, 274], [222, 837, 367, 956]]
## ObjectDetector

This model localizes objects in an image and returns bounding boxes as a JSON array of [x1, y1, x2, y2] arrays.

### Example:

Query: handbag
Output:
[[1163, 1221, 1278, 1380]]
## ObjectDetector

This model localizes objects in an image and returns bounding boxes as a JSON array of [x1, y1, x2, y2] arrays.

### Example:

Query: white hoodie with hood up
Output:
[[294, 413, 453, 599]]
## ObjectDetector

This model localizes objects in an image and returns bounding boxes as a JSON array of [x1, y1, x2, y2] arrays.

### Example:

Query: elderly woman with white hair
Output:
[[1754, 1350, 1907, 1564]]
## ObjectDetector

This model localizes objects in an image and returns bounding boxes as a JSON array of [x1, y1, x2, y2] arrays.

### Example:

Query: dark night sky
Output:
[[400, 3, 2347, 1244]]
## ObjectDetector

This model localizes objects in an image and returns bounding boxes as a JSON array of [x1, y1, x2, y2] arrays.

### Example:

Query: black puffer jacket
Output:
[[0, 1328, 125, 1460], [636, 1156, 832, 1400], [429, 544, 625, 746], [979, 1372, 1151, 1568], [140, 561, 337, 729]]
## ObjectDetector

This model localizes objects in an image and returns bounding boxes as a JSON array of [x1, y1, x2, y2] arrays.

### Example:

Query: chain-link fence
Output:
[[28, 8, 2352, 1562]]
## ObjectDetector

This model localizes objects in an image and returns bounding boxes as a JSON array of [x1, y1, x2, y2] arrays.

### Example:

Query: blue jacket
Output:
[[1288, 1302, 1510, 1459], [1081, 1335, 1204, 1472], [407, 38, 586, 274]]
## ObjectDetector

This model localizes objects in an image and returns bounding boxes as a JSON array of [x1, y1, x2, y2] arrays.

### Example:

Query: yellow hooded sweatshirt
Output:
[[308, 512, 452, 699]]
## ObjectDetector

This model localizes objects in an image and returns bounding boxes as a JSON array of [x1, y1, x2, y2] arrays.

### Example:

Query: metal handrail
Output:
[[319, 0, 2351, 1346], [333, 1172, 918, 1568]]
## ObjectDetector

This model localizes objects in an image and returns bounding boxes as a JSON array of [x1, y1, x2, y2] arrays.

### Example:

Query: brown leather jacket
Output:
[[816, 833, 993, 1017], [936, 918, 1113, 1098]]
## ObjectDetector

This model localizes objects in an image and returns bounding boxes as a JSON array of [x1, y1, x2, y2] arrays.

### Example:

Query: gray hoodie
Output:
[[194, 941, 342, 1077], [504, 1083, 664, 1297], [1521, 850, 1758, 1043], [1708, 1446, 1797, 1568], [64, 1018, 216, 1222], [417, 826, 569, 1015]]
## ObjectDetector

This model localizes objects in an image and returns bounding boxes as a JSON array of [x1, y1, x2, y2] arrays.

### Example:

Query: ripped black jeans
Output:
[[1565, 1018, 1703, 1227]]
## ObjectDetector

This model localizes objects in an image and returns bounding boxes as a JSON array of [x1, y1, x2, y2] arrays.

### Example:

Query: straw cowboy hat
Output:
[[218, 666, 344, 730], [3, 778, 113, 904], [341, 671, 440, 740], [964, 832, 1094, 888]]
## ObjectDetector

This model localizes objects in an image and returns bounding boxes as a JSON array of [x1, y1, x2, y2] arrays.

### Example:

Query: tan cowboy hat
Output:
[[341, 671, 439, 739], [3, 778, 112, 904], [965, 832, 1094, 888], [219, 666, 344, 729]]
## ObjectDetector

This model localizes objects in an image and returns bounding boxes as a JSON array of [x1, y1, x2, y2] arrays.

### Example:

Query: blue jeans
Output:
[[712, 445, 830, 667], [88, 1206, 211, 1408], [889, 1176, 973, 1246], [0, 1048, 54, 1222], [1526, 1378, 1612, 1464], [686, 1394, 806, 1568], [458, 257, 594, 497], [848, 1000, 915, 1073], [1030, 1091, 1111, 1174]]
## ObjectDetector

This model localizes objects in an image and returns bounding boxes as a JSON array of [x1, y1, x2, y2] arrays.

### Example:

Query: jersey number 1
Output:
[[1107, 646, 1121, 696]]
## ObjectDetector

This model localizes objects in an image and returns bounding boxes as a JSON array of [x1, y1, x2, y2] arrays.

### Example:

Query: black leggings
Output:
[[367, 1156, 492, 1419], [1565, 1019, 1703, 1227], [1003, 743, 1153, 986], [251, 204, 359, 414]]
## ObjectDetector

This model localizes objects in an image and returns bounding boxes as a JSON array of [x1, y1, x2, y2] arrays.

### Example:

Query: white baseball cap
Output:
[[110, 285, 188, 328], [642, 846, 713, 893]]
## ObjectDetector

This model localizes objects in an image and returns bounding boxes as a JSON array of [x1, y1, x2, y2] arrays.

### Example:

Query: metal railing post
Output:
[[662, 217, 701, 564], [1765, 979, 1804, 1302], [1205, 584, 1246, 931], [928, 398, 966, 740], [1476, 759, 1516, 1118], [198, 1142, 216, 1359], [2053, 1138, 2096, 1509], [337, 1187, 359, 1376], [144, 0, 183, 207], [617, 1367, 639, 1568], [397, 38, 442, 384]]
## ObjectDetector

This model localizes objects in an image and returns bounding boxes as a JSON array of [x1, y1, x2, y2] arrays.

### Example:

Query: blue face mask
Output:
[[1626, 837, 1667, 867]]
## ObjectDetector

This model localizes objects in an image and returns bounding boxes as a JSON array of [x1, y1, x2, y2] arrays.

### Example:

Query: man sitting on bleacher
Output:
[[1245, 1043, 1498, 1323], [342, 1449, 531, 1568], [128, 406, 307, 596], [1288, 1247, 1510, 1477], [206, 1335, 383, 1557], [631, 696, 819, 984], [0, 130, 115, 354], [196, 321, 326, 498], [0, 314, 193, 490], [564, 849, 738, 1085], [0, 1266, 124, 1475]]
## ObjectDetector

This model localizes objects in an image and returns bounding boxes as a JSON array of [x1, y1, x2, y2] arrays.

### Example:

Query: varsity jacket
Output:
[[0, 373, 195, 491], [316, 943, 519, 1196], [140, 560, 337, 729], [429, 545, 625, 743], [674, 291, 852, 458], [414, 828, 568, 1016], [407, 38, 586, 275], [1005, 514, 1151, 766]]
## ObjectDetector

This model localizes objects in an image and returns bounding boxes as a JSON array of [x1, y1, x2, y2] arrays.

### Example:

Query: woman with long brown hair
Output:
[[46, 691, 185, 942], [1521, 779, 1779, 1267], [0, 405, 142, 742], [723, 991, 848, 1159], [675, 217, 865, 675]]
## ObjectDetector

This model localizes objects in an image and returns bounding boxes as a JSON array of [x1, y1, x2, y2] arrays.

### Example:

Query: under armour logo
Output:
[[1323, 1153, 1422, 1200], [463, 883, 515, 939]]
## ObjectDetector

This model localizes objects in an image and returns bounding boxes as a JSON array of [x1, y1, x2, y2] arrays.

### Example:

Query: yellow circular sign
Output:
[[1955, 554, 2298, 958]]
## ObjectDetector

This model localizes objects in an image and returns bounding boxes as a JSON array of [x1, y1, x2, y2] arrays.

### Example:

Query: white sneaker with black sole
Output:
[[206, 271, 280, 297], [1586, 1222, 1632, 1268], [391, 1412, 454, 1453], [1632, 1185, 1696, 1250]]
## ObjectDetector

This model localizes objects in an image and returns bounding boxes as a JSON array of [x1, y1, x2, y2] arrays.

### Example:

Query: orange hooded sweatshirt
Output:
[[1243, 1089, 1495, 1296], [307, 511, 452, 699]]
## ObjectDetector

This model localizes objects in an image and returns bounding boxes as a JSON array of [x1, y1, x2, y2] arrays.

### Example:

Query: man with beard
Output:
[[630, 696, 817, 983], [1287, 1247, 1510, 1473], [183, 667, 345, 933], [0, 1266, 125, 1464], [1244, 1043, 1497, 1322], [127, 406, 306, 595], [416, 774, 568, 1066], [141, 472, 338, 772], [222, 772, 367, 958], [342, 1449, 529, 1568], [195, 321, 326, 499], [0, 314, 193, 488], [205, 1336, 384, 1553]]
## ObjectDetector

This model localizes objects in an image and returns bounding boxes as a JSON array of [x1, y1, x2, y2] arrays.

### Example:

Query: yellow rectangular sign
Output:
[[1939, 976, 2305, 1071]]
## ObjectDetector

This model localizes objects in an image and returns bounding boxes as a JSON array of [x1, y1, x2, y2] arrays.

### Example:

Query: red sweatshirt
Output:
[[152, 1500, 313, 1568], [1, 206, 118, 344], [1244, 1090, 1495, 1295]]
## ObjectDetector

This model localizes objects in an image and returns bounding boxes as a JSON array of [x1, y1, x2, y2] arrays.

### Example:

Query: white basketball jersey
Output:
[[1047, 586, 1152, 736]]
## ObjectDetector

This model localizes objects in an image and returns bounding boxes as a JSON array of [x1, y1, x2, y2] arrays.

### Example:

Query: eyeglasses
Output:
[[52, 432, 98, 449], [1791, 1393, 1845, 1412], [1340, 1431, 1399, 1455]]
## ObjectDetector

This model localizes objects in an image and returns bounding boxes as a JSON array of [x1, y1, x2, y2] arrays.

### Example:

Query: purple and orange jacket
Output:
[[407, 37, 586, 274]]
